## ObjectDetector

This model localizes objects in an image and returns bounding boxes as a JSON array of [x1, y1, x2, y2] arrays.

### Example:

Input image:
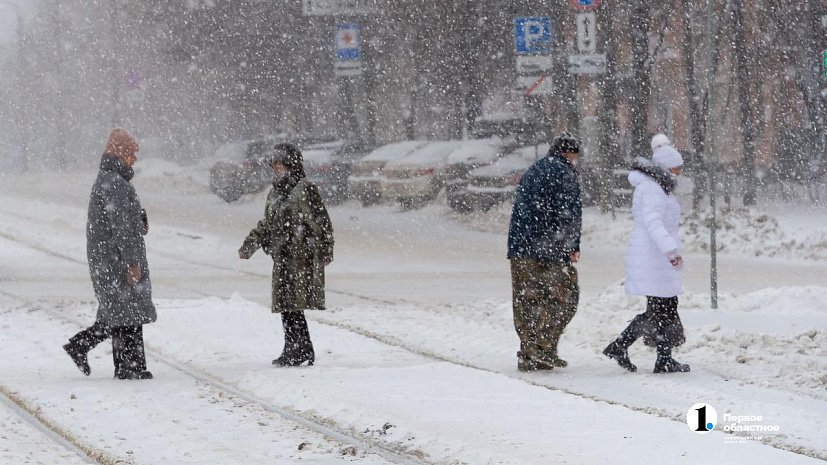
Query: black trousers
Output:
[[69, 322, 147, 373], [617, 296, 685, 350], [281, 311, 313, 356]]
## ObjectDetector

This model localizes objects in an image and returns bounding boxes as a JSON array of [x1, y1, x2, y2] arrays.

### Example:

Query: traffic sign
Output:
[[514, 17, 552, 55], [125, 69, 144, 90], [576, 13, 596, 53], [823, 50, 827, 78], [568, 54, 606, 74], [516, 75, 554, 95], [516, 55, 553, 75], [303, 0, 376, 16], [335, 23, 362, 77], [570, 0, 601, 11], [335, 23, 361, 61]]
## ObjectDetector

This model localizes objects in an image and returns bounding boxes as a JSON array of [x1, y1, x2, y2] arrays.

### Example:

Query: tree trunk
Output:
[[732, 0, 758, 206], [679, 0, 707, 211], [629, 1, 652, 158], [597, 0, 621, 212]]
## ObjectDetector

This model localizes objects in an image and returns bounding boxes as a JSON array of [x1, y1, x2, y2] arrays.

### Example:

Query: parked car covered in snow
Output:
[[470, 112, 546, 146], [379, 140, 465, 208], [209, 138, 277, 202], [348, 140, 430, 206], [448, 144, 547, 213], [209, 137, 369, 204], [302, 139, 371, 204]]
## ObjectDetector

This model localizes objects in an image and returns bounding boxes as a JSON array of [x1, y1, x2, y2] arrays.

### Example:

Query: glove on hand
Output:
[[238, 246, 254, 260], [667, 250, 684, 270]]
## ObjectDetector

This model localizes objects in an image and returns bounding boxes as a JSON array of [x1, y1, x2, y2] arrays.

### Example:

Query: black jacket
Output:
[[507, 150, 582, 263]]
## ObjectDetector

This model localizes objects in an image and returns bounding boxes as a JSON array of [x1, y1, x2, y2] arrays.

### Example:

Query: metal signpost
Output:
[[513, 17, 553, 96], [705, 0, 719, 309]]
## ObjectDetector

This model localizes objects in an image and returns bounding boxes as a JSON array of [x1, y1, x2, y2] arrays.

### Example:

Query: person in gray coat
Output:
[[63, 128, 157, 380]]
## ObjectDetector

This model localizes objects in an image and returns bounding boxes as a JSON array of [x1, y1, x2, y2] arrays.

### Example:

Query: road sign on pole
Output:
[[570, 0, 601, 11], [823, 50, 827, 78], [513, 17, 553, 94], [515, 75, 554, 95], [303, 0, 376, 16], [568, 54, 606, 74], [576, 13, 597, 53], [514, 17, 552, 55], [334, 23, 362, 77]]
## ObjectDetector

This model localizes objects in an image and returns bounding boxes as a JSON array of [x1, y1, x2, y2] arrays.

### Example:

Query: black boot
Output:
[[272, 347, 314, 367], [63, 343, 91, 376], [602, 340, 637, 372], [654, 344, 690, 373], [517, 351, 554, 372], [115, 368, 154, 379], [273, 312, 315, 367]]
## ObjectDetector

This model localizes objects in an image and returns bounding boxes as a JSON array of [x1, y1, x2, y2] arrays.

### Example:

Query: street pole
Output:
[[110, 0, 121, 126], [0, 0, 27, 172], [705, 0, 718, 309]]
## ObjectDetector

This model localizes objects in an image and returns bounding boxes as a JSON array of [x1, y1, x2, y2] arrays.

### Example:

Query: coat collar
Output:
[[547, 148, 577, 171], [100, 154, 134, 181], [630, 157, 675, 194]]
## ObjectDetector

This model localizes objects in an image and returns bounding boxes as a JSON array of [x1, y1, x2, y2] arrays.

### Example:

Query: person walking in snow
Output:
[[63, 128, 156, 380], [239, 142, 334, 367], [603, 134, 690, 374], [507, 132, 582, 371]]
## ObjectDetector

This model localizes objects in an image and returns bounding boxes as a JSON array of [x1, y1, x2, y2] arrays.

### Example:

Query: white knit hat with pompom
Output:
[[651, 133, 671, 152]]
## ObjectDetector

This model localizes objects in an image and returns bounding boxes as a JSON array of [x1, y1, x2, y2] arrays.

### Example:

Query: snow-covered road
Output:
[[0, 166, 825, 464]]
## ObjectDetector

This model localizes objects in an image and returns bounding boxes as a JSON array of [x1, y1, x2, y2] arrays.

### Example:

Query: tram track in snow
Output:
[[1, 206, 825, 462], [0, 384, 111, 465], [0, 288, 440, 465]]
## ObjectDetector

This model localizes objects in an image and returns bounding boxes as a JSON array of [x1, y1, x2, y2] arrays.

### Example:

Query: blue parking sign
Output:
[[514, 17, 551, 55]]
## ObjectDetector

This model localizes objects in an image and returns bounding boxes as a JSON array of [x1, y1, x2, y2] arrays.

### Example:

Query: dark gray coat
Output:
[[87, 155, 157, 327], [240, 174, 334, 313]]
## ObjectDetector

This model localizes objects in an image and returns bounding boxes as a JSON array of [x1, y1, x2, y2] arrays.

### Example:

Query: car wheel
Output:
[[448, 196, 473, 214], [480, 200, 498, 212], [358, 192, 378, 207], [217, 186, 244, 203], [210, 162, 245, 202]]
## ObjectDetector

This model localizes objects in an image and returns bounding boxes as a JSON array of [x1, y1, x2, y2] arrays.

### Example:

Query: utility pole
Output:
[[705, 0, 718, 309], [0, 0, 27, 172], [110, 0, 121, 126], [50, 0, 67, 169], [597, 0, 619, 213]]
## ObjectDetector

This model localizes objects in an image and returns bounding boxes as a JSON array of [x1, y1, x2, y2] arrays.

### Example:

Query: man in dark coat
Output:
[[507, 132, 582, 371], [63, 128, 156, 380], [239, 142, 334, 367]]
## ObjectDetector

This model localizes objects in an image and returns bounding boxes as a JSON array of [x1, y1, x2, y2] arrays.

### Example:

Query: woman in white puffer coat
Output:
[[603, 134, 690, 374]]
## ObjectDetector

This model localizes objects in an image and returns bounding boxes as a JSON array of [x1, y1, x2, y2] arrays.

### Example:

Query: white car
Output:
[[380, 138, 506, 208], [379, 141, 464, 208], [347, 140, 430, 206], [448, 144, 548, 213]]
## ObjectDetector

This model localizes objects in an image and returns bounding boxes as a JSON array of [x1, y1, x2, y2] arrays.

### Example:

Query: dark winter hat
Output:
[[269, 142, 304, 173], [552, 132, 580, 154]]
